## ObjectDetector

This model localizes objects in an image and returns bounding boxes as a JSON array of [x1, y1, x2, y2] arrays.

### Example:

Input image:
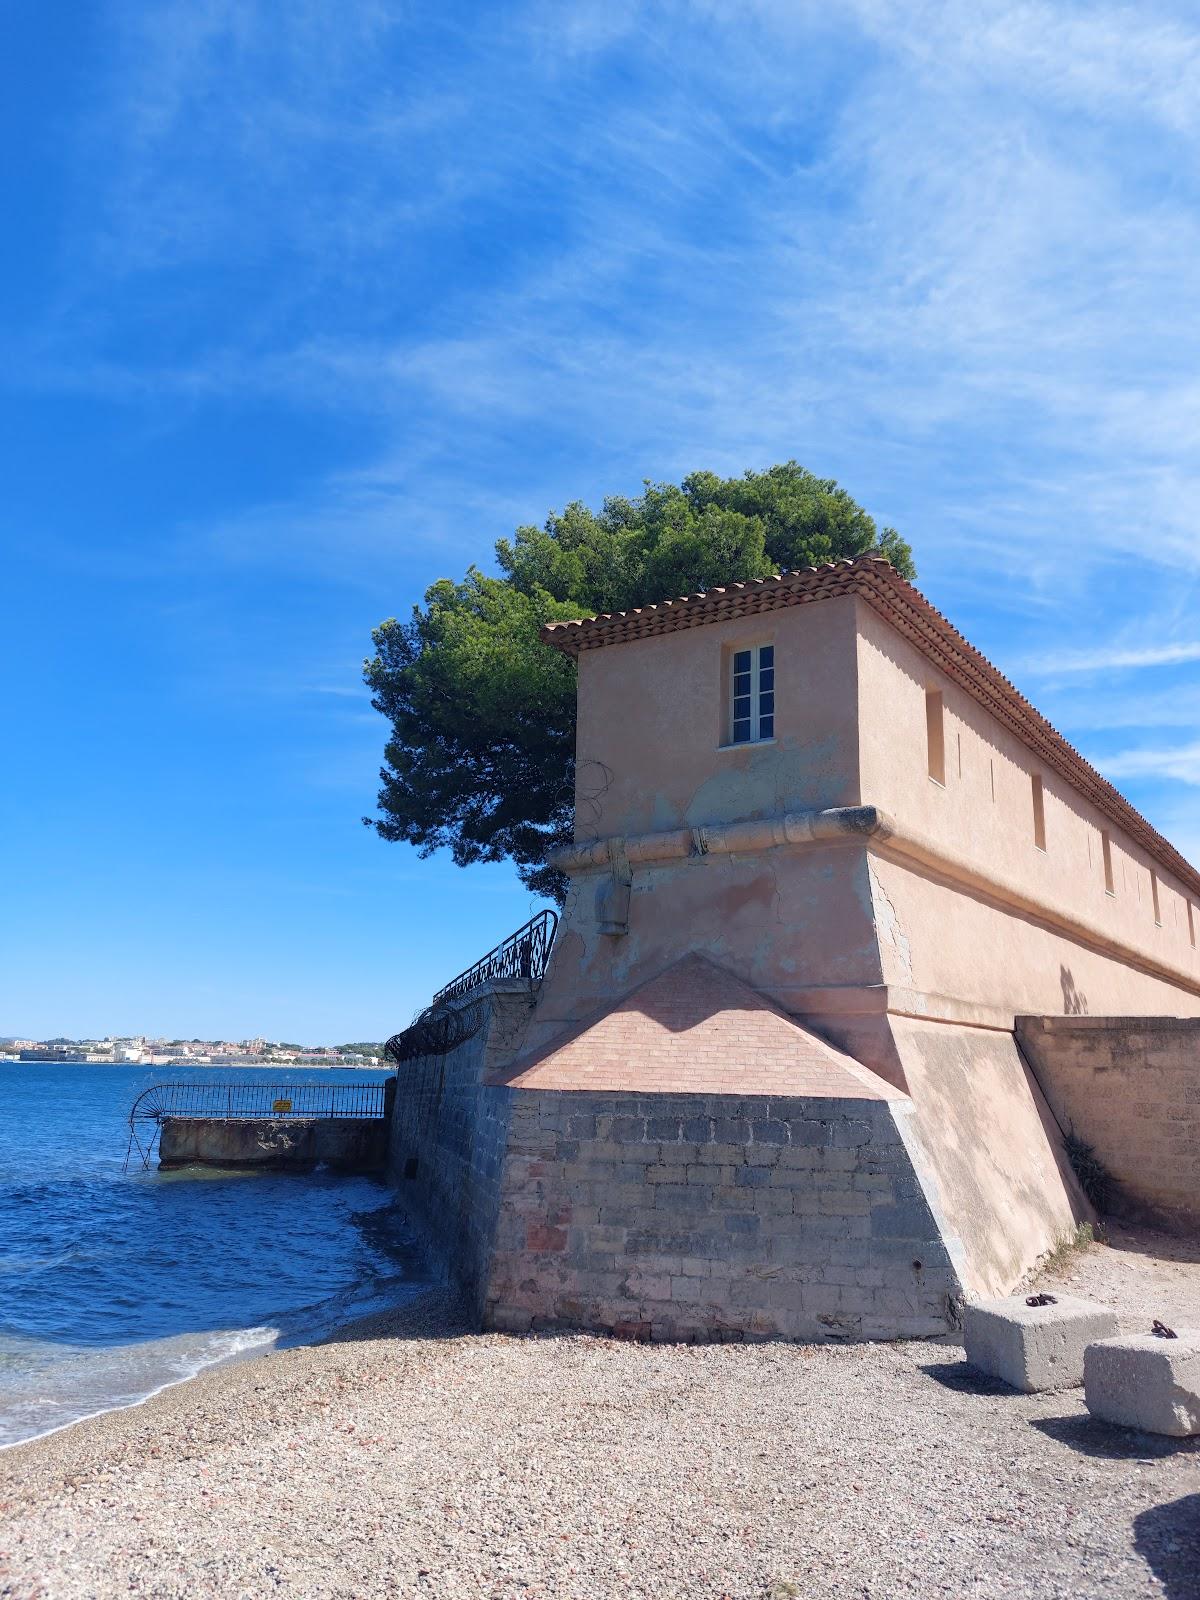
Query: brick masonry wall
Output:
[[483, 1090, 962, 1342], [386, 984, 533, 1313], [1017, 1016, 1200, 1229]]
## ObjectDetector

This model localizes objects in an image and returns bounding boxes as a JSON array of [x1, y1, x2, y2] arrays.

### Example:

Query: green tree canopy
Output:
[[364, 462, 913, 901]]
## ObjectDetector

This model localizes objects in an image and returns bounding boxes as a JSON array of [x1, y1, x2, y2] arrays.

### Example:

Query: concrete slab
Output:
[[963, 1294, 1119, 1392], [1084, 1331, 1200, 1437]]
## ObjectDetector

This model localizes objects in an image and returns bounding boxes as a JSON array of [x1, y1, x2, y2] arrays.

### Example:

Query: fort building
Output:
[[386, 555, 1200, 1342]]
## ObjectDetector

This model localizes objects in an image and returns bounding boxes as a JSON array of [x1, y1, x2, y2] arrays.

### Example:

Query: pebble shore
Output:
[[2, 1224, 1197, 1600]]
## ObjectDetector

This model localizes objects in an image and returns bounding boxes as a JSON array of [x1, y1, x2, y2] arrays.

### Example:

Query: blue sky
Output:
[[3, 0, 1198, 1042]]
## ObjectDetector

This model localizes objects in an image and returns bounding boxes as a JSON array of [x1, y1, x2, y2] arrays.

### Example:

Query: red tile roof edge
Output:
[[539, 556, 1200, 899]]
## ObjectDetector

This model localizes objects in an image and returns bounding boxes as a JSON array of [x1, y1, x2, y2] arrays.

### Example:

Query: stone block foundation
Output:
[[484, 1088, 960, 1341], [387, 970, 965, 1342], [1016, 1016, 1200, 1231]]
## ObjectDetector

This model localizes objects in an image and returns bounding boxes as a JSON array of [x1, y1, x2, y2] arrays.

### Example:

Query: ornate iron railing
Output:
[[129, 1079, 388, 1124], [123, 1079, 390, 1171], [432, 908, 559, 1007], [384, 908, 559, 1065]]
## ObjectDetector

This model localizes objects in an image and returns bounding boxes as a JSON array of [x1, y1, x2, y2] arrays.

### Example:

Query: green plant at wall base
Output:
[[1041, 1221, 1100, 1274], [1063, 1132, 1116, 1212], [364, 463, 915, 901]]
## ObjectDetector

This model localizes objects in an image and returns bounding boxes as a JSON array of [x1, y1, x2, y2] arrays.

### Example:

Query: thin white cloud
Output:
[[1099, 742, 1200, 786], [1025, 642, 1200, 674], [16, 0, 1200, 603], [1040, 681, 1200, 732]]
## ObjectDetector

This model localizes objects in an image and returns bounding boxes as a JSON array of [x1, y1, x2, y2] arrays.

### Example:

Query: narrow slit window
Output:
[[1102, 831, 1115, 894], [1031, 774, 1046, 851], [728, 644, 774, 744], [1151, 872, 1162, 926], [925, 689, 945, 784]]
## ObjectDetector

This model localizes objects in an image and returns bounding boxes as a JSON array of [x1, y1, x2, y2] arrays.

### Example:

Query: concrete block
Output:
[[750, 1119, 789, 1145], [723, 1212, 760, 1235], [964, 1294, 1119, 1392], [713, 1118, 752, 1145], [651, 1184, 713, 1214], [1084, 1331, 1200, 1437]]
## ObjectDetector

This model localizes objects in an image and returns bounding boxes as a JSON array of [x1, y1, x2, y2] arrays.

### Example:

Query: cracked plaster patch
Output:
[[869, 859, 913, 984]]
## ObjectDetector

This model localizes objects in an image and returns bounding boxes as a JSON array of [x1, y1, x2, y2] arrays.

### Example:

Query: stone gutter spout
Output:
[[550, 805, 895, 875]]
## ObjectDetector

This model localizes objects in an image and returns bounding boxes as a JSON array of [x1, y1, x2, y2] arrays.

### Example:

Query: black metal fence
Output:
[[129, 1079, 388, 1125], [432, 908, 558, 1007], [384, 908, 559, 1066]]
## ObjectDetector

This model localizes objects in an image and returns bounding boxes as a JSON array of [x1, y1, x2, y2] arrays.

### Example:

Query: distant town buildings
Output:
[[0, 1035, 383, 1066]]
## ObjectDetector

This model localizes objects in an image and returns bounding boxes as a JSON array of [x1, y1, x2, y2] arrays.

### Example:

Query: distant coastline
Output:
[[0, 1058, 388, 1070]]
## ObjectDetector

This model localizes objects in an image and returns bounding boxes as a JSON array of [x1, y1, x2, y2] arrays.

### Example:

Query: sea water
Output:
[[0, 1062, 422, 1448]]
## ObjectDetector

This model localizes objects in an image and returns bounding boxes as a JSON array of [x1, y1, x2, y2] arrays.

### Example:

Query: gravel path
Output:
[[1, 1226, 1197, 1600]]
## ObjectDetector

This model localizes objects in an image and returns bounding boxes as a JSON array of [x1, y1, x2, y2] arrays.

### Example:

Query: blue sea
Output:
[[0, 1062, 421, 1448]]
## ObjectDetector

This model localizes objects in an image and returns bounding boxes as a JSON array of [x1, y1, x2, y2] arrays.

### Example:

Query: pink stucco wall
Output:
[[548, 590, 1200, 1037], [573, 594, 861, 839], [855, 599, 1200, 1015]]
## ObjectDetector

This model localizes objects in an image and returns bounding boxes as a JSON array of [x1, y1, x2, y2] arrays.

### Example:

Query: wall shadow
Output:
[[1098, 1220, 1200, 1267], [1030, 1414, 1199, 1462], [1059, 965, 1088, 1015], [314, 1283, 473, 1347], [1133, 1494, 1200, 1599], [918, 1359, 1019, 1397]]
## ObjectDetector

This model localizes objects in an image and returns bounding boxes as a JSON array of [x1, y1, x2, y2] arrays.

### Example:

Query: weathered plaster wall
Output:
[[866, 852, 1200, 1023], [1016, 1016, 1200, 1230], [574, 594, 862, 840], [385, 984, 532, 1312], [484, 1088, 961, 1341], [525, 844, 883, 1058], [855, 599, 1200, 1011], [883, 1018, 1090, 1298]]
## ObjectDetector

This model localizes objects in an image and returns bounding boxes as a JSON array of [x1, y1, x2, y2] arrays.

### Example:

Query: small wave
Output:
[[0, 1276, 426, 1450], [0, 1064, 416, 1449], [0, 1323, 281, 1450]]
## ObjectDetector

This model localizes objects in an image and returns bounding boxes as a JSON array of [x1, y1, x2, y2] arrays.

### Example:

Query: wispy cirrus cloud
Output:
[[1024, 642, 1200, 675], [1099, 742, 1200, 787], [16, 3, 1200, 612]]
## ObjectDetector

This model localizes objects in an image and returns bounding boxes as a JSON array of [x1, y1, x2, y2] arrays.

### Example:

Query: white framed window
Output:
[[729, 644, 774, 744]]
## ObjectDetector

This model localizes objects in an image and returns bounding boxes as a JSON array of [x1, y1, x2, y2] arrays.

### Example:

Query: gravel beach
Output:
[[2, 1223, 1197, 1600]]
